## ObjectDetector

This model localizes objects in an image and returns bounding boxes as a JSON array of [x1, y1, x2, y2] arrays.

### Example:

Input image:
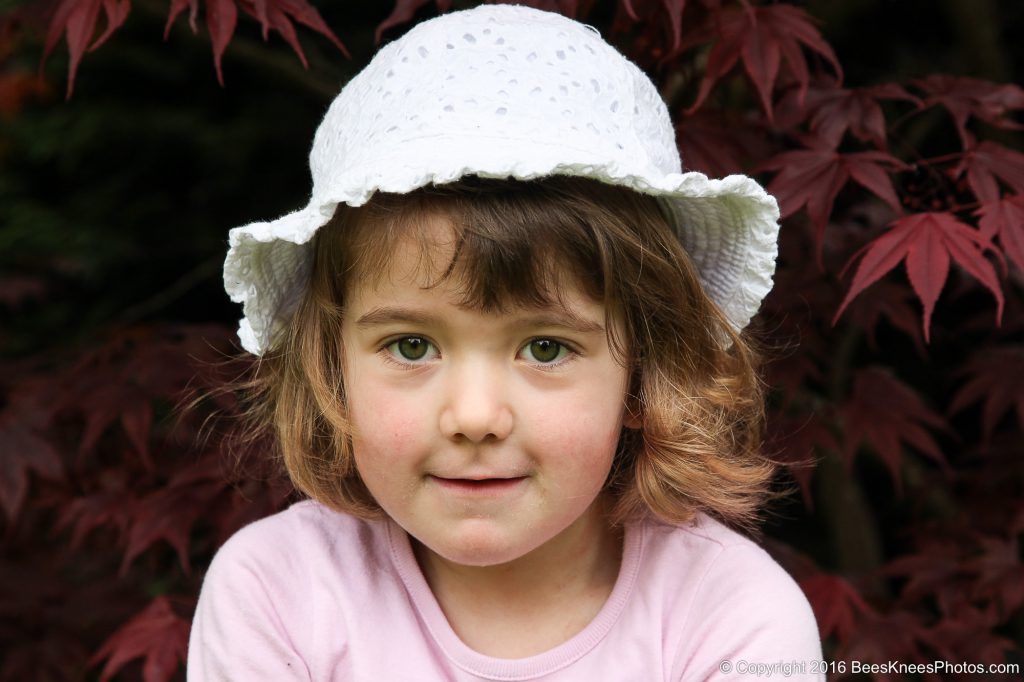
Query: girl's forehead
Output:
[[348, 211, 596, 307], [386, 213, 462, 282], [348, 253, 603, 321], [348, 289, 609, 339]]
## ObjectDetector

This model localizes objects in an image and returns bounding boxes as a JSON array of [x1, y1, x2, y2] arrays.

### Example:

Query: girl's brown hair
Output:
[[236, 175, 781, 532]]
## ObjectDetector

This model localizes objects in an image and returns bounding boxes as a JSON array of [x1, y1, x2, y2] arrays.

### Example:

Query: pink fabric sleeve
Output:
[[186, 524, 314, 681], [671, 544, 824, 682]]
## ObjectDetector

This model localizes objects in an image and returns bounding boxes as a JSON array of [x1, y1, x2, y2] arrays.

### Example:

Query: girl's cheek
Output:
[[533, 412, 615, 467], [352, 383, 424, 460]]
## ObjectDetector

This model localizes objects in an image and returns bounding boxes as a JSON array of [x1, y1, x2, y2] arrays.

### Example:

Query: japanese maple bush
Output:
[[1, 0, 1022, 680]]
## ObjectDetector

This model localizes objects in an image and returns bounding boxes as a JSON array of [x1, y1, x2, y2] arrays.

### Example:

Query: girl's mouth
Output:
[[429, 475, 529, 496]]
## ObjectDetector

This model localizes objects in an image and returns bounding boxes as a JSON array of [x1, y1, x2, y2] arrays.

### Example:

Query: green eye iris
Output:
[[529, 339, 561, 363], [396, 337, 429, 360]]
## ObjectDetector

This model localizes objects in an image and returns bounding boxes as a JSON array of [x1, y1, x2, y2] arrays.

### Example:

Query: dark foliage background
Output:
[[1, 0, 1022, 679]]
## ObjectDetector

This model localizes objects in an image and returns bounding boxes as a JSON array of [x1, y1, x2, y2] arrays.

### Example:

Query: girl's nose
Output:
[[438, 360, 514, 443]]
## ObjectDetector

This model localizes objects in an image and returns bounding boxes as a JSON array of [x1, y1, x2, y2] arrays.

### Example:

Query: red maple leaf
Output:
[[374, 0, 454, 44], [163, 0, 199, 35], [0, 408, 64, 524], [119, 475, 226, 575], [915, 74, 1024, 148], [842, 279, 927, 356], [247, 0, 349, 64], [948, 345, 1024, 442], [54, 490, 132, 550], [164, 0, 350, 84], [90, 597, 191, 682], [68, 381, 154, 470], [0, 379, 65, 524], [675, 110, 771, 176], [882, 541, 966, 603], [799, 573, 874, 642], [838, 610, 931, 676], [834, 212, 1005, 342], [953, 141, 1024, 204], [686, 3, 841, 120], [763, 346, 823, 410], [779, 82, 920, 150], [838, 367, 949, 491], [41, 0, 131, 99], [978, 195, 1024, 273], [55, 325, 234, 472], [761, 146, 907, 261], [619, 0, 690, 59], [763, 413, 836, 510], [42, 0, 351, 95], [204, 0, 236, 86], [917, 600, 1017, 665], [965, 536, 1024, 617]]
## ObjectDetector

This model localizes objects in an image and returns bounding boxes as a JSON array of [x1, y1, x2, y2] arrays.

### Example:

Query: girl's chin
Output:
[[433, 543, 531, 569], [416, 524, 546, 568]]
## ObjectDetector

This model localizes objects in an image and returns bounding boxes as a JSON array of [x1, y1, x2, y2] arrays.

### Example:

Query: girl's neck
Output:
[[409, 495, 624, 657]]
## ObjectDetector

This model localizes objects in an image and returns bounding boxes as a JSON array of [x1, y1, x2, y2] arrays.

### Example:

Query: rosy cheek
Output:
[[532, 414, 600, 466], [351, 384, 422, 462]]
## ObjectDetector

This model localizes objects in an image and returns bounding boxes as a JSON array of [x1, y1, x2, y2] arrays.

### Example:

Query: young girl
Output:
[[189, 4, 823, 680]]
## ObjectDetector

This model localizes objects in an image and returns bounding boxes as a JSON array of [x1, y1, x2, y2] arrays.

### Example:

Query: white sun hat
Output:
[[223, 2, 780, 355]]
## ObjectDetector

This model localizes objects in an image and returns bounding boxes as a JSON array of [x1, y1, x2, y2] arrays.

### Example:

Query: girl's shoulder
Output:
[[189, 502, 398, 678], [637, 513, 824, 677], [206, 499, 391, 582], [640, 511, 795, 582]]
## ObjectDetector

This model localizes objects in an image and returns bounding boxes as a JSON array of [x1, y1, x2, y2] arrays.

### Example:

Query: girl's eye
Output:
[[391, 336, 433, 362], [521, 339, 571, 364]]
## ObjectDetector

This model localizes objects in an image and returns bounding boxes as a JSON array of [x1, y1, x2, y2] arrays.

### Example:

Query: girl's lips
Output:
[[429, 475, 529, 496]]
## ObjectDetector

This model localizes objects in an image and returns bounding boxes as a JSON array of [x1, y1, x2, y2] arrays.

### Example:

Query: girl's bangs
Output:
[[321, 177, 611, 317]]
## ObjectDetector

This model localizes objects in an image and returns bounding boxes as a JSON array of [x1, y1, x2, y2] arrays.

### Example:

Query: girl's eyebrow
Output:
[[354, 305, 606, 334]]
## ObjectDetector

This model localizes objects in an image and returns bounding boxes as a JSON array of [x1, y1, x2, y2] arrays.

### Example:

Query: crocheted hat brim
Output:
[[223, 134, 779, 356]]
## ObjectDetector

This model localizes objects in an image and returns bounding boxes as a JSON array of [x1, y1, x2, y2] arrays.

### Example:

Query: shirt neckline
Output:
[[386, 516, 645, 681]]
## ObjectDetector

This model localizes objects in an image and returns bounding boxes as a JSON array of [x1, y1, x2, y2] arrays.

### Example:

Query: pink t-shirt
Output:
[[187, 500, 823, 681]]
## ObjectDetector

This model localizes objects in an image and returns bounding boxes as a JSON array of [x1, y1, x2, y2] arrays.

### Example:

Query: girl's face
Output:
[[340, 215, 638, 567]]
